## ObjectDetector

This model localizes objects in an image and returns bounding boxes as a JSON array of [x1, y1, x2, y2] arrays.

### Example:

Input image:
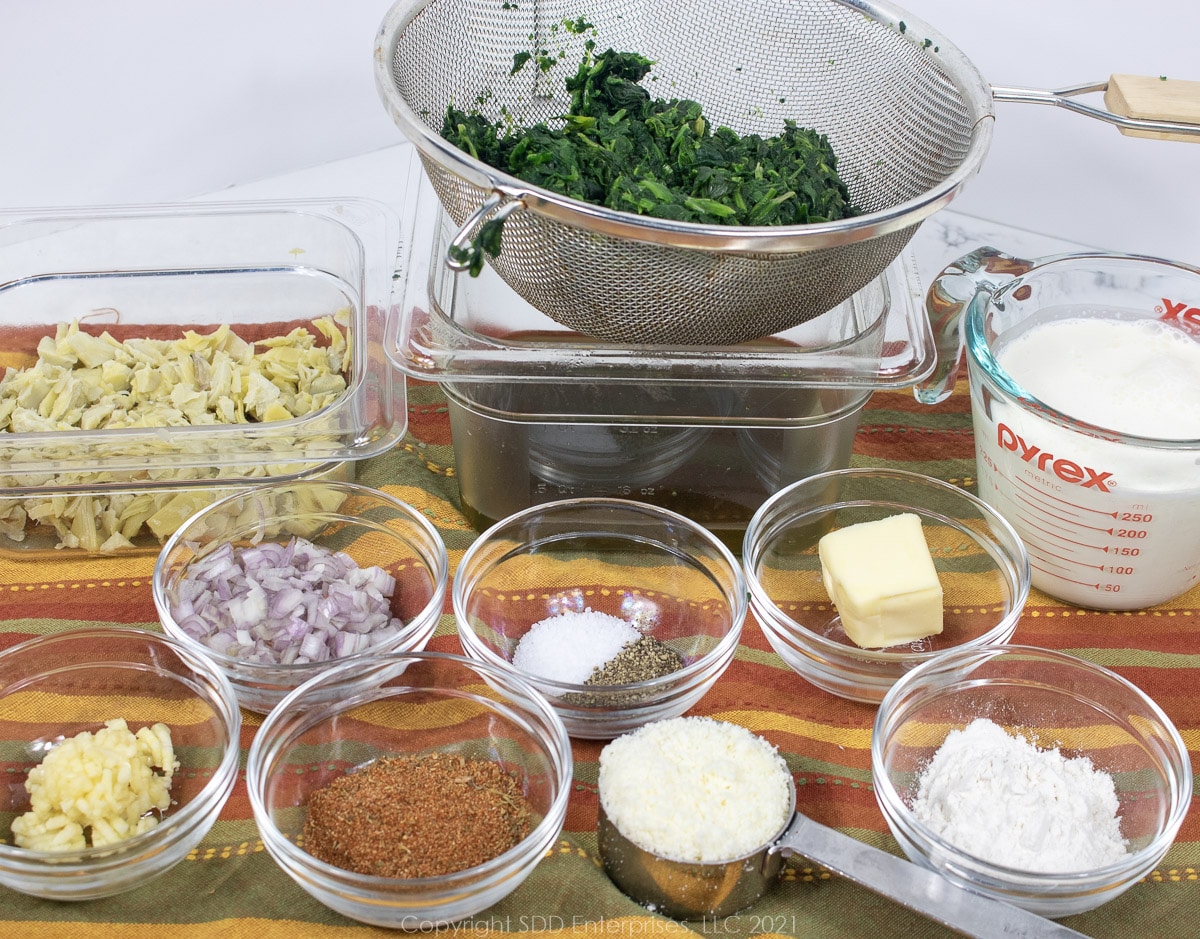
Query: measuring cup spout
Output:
[[913, 247, 1035, 405]]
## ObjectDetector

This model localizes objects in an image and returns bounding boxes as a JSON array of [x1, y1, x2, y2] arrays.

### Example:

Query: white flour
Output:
[[911, 718, 1128, 873]]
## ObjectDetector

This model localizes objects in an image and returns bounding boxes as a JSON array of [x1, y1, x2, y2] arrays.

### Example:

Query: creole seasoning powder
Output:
[[301, 752, 536, 878]]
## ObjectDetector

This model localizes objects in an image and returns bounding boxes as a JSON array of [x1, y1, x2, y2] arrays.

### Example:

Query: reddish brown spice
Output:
[[301, 752, 536, 878]]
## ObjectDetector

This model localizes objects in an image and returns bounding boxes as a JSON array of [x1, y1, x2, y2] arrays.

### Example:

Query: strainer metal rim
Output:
[[373, 0, 997, 254]]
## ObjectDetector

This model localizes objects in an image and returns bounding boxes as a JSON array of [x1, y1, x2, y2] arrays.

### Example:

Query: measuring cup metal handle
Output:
[[774, 814, 1089, 938], [912, 246, 1036, 406]]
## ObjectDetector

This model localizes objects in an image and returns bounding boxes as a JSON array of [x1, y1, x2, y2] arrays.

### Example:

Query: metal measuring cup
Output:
[[597, 777, 1088, 938]]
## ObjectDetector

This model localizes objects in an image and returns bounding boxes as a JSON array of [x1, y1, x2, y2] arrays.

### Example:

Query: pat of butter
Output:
[[818, 513, 943, 649]]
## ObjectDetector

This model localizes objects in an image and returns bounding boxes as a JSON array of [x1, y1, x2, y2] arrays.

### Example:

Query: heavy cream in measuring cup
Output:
[[973, 313, 1200, 609]]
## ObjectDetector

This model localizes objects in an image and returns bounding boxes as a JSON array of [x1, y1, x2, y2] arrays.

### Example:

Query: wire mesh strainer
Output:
[[375, 0, 997, 345]]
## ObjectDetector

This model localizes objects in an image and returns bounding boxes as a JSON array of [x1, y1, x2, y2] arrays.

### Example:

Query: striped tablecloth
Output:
[[2, 378, 1196, 938]]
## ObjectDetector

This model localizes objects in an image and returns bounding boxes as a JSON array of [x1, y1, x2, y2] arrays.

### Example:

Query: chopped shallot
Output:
[[169, 536, 406, 665]]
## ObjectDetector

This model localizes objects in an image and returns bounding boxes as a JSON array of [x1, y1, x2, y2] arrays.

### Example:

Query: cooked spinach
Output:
[[442, 37, 858, 274]]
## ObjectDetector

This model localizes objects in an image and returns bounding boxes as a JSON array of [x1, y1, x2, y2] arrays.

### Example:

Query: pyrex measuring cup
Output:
[[916, 248, 1200, 609]]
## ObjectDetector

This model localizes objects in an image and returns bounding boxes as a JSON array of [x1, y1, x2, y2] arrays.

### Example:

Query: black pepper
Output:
[[564, 635, 684, 707], [586, 635, 683, 685]]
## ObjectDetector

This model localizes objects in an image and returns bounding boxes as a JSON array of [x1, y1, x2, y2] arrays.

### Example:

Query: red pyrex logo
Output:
[[1161, 298, 1200, 329], [996, 424, 1115, 492]]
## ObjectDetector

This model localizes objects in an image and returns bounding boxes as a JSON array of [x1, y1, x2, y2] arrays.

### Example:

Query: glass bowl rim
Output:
[[0, 625, 242, 864], [870, 643, 1193, 882], [245, 649, 574, 889]]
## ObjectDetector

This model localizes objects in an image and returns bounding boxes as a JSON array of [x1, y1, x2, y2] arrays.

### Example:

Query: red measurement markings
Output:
[[997, 473, 1141, 594], [1029, 561, 1104, 592], [1006, 472, 1137, 553], [1025, 545, 1077, 574]]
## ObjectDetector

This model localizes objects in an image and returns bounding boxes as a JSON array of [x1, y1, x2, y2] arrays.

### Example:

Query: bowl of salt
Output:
[[452, 498, 746, 739]]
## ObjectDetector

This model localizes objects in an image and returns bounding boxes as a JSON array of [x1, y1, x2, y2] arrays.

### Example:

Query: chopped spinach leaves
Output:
[[442, 37, 858, 274]]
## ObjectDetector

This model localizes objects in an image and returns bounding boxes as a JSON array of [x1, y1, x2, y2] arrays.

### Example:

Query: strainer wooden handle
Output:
[[992, 75, 1200, 142], [1105, 74, 1200, 142]]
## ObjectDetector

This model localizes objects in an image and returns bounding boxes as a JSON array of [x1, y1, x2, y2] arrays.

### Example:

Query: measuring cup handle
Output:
[[774, 814, 1088, 938], [912, 247, 1036, 405]]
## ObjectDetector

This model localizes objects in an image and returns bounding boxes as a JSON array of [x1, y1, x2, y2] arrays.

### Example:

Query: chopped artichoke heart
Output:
[[213, 397, 239, 424], [206, 356, 233, 400], [80, 399, 121, 430], [27, 497, 68, 522], [305, 372, 347, 398], [145, 491, 225, 541], [131, 367, 162, 397], [0, 312, 353, 549], [122, 337, 166, 366], [170, 383, 209, 420], [243, 370, 283, 412], [176, 353, 197, 391], [191, 352, 212, 389], [313, 312, 352, 374], [259, 402, 295, 424], [0, 314, 347, 433], [101, 359, 133, 392], [15, 374, 53, 412], [0, 501, 27, 540], [35, 334, 76, 368], [10, 409, 59, 433], [65, 329, 123, 367], [117, 493, 159, 540]]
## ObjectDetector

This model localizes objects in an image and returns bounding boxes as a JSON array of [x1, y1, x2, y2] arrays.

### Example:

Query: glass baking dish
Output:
[[0, 197, 407, 552], [387, 158, 936, 546]]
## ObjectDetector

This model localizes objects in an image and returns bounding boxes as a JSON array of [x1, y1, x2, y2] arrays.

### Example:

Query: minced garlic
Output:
[[11, 718, 179, 852]]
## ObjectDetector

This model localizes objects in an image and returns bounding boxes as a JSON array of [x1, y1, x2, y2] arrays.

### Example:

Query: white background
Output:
[[1, 1, 1196, 264]]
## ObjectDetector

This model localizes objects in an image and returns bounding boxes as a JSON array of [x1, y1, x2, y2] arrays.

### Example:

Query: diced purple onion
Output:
[[168, 536, 408, 665]]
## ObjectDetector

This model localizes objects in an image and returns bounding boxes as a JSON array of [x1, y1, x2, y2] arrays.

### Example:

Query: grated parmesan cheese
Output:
[[598, 716, 793, 863]]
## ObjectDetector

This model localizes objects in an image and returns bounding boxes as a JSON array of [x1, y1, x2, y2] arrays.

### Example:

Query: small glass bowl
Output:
[[246, 651, 572, 928], [0, 628, 241, 900], [872, 644, 1192, 919], [453, 498, 747, 739], [153, 479, 449, 714], [743, 468, 1029, 703]]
